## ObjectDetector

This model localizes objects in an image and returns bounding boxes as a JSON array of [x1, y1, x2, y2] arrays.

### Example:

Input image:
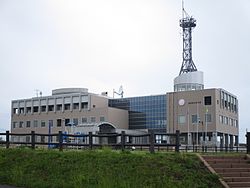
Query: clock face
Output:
[[178, 99, 185, 106]]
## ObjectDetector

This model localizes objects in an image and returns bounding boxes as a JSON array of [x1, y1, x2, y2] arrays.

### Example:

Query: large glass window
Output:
[[109, 95, 167, 132]]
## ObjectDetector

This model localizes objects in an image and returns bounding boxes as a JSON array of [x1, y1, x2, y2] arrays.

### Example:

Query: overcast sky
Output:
[[0, 0, 249, 142]]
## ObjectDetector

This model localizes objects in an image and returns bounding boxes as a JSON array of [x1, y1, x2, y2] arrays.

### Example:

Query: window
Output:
[[100, 116, 105, 122], [41, 121, 46, 127], [65, 118, 70, 126], [229, 118, 233, 126], [49, 120, 53, 127], [34, 120, 38, 127], [26, 121, 31, 128], [19, 108, 24, 114], [57, 119, 62, 127], [178, 115, 186, 124], [82, 117, 87, 123], [48, 105, 54, 111], [224, 117, 228, 125], [73, 103, 79, 110], [81, 102, 88, 109], [41, 136, 45, 143], [219, 115, 223, 124], [56, 104, 62, 111], [191, 115, 198, 124], [19, 121, 24, 128], [33, 106, 39, 113], [91, 117, 96, 123], [26, 107, 31, 114], [13, 108, 18, 114], [204, 114, 212, 123], [13, 122, 17, 129], [41, 106, 46, 112], [204, 96, 212, 105], [64, 104, 70, 110], [73, 118, 78, 126], [26, 136, 30, 143]]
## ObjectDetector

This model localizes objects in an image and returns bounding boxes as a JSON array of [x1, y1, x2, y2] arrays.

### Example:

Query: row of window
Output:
[[178, 114, 212, 125], [220, 91, 237, 113], [219, 115, 238, 127], [12, 116, 106, 129], [109, 95, 167, 130], [13, 102, 88, 114]]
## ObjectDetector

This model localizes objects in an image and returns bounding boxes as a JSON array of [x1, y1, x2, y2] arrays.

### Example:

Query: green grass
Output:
[[0, 148, 222, 188]]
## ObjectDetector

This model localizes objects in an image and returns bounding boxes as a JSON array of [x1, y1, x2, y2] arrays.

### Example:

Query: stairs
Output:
[[201, 155, 250, 188]]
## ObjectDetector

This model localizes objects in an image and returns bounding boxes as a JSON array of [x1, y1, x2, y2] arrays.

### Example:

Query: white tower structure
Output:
[[174, 2, 204, 92]]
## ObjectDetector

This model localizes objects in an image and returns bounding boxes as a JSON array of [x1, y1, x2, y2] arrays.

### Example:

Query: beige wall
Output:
[[11, 93, 128, 134], [167, 88, 238, 136], [108, 107, 128, 129]]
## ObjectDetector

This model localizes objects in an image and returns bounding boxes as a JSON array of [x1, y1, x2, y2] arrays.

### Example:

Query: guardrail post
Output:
[[6, 131, 10, 149], [89, 132, 93, 150], [175, 130, 180, 152], [121, 131, 125, 151], [31, 131, 35, 149], [58, 131, 63, 151], [149, 130, 155, 153], [246, 132, 250, 154]]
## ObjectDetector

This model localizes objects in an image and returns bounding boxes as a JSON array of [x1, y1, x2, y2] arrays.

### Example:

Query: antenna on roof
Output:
[[113, 85, 124, 98], [179, 0, 197, 75], [35, 89, 42, 97]]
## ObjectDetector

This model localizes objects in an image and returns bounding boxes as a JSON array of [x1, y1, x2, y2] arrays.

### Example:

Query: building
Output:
[[167, 88, 238, 146], [11, 88, 129, 143], [10, 7, 239, 146]]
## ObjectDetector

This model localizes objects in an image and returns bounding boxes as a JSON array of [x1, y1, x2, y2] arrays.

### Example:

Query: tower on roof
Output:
[[174, 1, 204, 92], [179, 2, 197, 75]]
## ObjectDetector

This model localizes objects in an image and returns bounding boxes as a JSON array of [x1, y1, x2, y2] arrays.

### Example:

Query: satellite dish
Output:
[[113, 85, 124, 98]]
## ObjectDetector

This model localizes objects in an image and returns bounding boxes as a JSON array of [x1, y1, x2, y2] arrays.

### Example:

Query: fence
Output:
[[0, 130, 181, 153], [1, 131, 249, 154]]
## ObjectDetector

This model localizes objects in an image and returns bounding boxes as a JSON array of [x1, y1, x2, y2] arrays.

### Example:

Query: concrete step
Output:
[[215, 168, 250, 173], [202, 155, 246, 159], [210, 163, 250, 168], [220, 172, 250, 177], [224, 177, 250, 182], [201, 155, 250, 187], [227, 181, 250, 187], [205, 159, 249, 163]]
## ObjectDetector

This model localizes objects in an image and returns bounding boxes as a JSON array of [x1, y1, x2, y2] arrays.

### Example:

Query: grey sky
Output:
[[0, 0, 249, 142]]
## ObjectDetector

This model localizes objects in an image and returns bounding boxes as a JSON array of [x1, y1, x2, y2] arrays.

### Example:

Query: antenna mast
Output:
[[179, 0, 197, 75]]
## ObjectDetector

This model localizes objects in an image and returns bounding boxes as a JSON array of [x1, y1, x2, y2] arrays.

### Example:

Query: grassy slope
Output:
[[0, 149, 222, 188]]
